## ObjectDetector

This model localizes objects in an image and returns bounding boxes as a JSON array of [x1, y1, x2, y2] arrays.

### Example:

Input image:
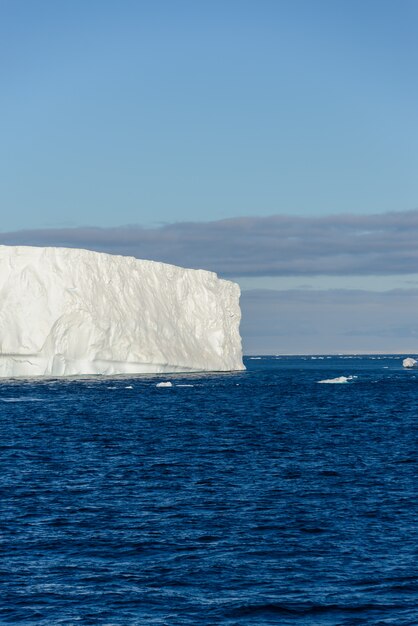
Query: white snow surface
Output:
[[0, 246, 245, 377], [402, 357, 417, 368]]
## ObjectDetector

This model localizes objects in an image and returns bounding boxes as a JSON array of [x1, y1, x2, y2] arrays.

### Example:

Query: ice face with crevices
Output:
[[0, 245, 245, 377]]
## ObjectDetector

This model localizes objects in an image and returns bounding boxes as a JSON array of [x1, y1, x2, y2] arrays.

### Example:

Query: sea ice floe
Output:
[[156, 381, 173, 387], [317, 376, 356, 384], [402, 358, 417, 368]]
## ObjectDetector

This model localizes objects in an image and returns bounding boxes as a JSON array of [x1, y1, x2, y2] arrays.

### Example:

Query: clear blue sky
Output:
[[1, 0, 418, 231]]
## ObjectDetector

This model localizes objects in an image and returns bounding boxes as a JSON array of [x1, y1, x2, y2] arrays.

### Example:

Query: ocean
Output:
[[1, 356, 417, 625]]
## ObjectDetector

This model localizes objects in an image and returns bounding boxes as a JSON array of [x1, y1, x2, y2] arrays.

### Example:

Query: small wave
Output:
[[0, 397, 44, 402], [176, 384, 194, 387], [229, 600, 404, 617], [317, 376, 356, 384]]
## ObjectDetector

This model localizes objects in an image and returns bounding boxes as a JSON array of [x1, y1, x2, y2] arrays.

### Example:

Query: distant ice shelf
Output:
[[0, 246, 245, 377]]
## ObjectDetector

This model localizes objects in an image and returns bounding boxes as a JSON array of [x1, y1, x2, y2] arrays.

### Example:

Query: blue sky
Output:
[[2, 0, 418, 230], [1, 1, 418, 353]]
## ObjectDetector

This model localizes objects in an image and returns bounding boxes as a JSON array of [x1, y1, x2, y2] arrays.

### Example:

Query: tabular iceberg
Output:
[[0, 246, 245, 377]]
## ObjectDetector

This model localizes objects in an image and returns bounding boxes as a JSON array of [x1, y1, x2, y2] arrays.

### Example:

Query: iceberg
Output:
[[0, 246, 245, 377], [402, 357, 417, 368]]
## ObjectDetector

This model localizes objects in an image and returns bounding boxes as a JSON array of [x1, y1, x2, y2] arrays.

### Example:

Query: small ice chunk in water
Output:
[[402, 358, 417, 368], [318, 376, 355, 384], [156, 381, 173, 387]]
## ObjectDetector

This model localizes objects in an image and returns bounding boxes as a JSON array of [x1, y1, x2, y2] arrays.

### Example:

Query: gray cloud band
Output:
[[1, 209, 418, 277], [240, 287, 418, 353]]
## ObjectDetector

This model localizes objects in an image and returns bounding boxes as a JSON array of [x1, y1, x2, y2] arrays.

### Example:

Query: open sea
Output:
[[1, 355, 417, 625]]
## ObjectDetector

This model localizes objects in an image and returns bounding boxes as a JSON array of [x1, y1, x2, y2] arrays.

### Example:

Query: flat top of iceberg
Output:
[[0, 244, 225, 282]]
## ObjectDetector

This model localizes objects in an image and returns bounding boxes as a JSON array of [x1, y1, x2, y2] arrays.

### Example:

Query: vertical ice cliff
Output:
[[0, 246, 245, 377]]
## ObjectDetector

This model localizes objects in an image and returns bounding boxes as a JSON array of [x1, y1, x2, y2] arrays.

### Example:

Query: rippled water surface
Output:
[[1, 356, 417, 625]]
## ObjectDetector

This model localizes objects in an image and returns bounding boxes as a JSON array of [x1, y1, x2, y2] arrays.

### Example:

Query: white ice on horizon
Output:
[[0, 245, 245, 377], [317, 376, 356, 384], [402, 357, 417, 368]]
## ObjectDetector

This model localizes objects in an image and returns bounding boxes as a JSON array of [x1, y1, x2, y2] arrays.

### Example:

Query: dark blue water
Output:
[[1, 356, 417, 625]]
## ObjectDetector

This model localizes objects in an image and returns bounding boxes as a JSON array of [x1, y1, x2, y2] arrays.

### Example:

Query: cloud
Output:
[[2, 209, 418, 277], [2, 214, 418, 353], [240, 288, 418, 354]]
